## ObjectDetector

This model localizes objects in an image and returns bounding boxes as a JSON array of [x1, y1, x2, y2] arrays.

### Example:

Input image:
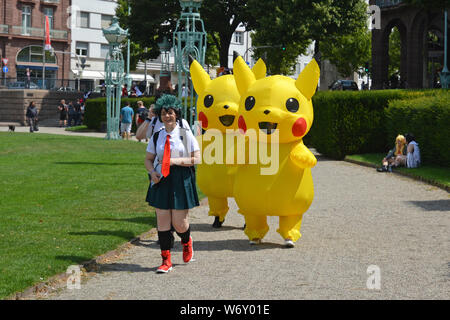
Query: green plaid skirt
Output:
[[146, 165, 199, 210]]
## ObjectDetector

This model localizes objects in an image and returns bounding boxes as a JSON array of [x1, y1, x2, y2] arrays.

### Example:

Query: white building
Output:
[[70, 0, 155, 93]]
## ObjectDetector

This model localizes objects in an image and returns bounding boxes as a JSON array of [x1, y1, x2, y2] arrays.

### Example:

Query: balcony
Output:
[[11, 26, 67, 39], [40, 0, 59, 4], [375, 0, 403, 8], [0, 24, 8, 34]]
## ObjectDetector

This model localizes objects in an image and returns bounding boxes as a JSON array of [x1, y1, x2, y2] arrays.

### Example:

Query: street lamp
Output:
[[158, 36, 172, 92], [102, 17, 128, 140], [173, 0, 207, 128], [439, 9, 449, 89]]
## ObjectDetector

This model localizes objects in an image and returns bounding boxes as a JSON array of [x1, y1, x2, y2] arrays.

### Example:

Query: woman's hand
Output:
[[151, 171, 161, 184]]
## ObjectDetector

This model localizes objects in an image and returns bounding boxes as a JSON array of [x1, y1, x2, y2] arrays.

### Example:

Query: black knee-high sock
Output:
[[158, 230, 172, 251], [176, 227, 191, 244]]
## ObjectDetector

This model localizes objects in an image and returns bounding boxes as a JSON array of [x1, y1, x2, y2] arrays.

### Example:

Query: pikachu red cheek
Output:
[[199, 111, 208, 129], [238, 115, 247, 134], [292, 117, 307, 137]]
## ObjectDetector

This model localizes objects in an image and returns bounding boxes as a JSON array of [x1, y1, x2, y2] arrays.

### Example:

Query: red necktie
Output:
[[161, 134, 171, 177]]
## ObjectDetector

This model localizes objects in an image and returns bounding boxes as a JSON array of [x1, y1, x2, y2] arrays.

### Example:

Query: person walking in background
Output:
[[57, 99, 67, 127], [80, 100, 85, 124], [26, 101, 39, 133], [122, 84, 128, 97], [66, 101, 76, 127], [74, 99, 82, 126], [145, 94, 200, 273], [135, 101, 148, 142], [120, 101, 134, 140]]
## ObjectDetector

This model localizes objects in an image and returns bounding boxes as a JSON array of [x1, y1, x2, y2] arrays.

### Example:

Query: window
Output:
[[77, 12, 89, 28], [101, 15, 113, 29], [22, 6, 31, 34], [16, 46, 57, 64], [234, 31, 243, 45], [101, 44, 109, 58], [43, 7, 54, 30], [76, 42, 88, 56]]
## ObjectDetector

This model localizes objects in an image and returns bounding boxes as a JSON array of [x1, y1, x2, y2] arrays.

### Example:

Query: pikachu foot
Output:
[[284, 239, 295, 248], [249, 238, 262, 245], [212, 216, 224, 228]]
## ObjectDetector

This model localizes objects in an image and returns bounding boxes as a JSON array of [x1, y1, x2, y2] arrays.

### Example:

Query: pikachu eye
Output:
[[204, 95, 214, 108], [286, 98, 299, 113], [245, 96, 255, 111]]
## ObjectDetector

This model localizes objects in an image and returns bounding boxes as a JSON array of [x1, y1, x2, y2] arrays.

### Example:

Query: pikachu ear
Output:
[[251, 58, 266, 80], [233, 56, 256, 96], [295, 59, 320, 100], [190, 60, 211, 94]]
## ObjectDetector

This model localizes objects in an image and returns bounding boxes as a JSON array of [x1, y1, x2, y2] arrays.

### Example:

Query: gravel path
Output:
[[45, 156, 449, 300]]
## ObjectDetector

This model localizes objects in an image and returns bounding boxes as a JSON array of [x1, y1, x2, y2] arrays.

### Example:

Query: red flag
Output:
[[44, 16, 51, 51]]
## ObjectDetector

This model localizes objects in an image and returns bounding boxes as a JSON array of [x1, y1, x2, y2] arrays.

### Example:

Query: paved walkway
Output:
[[48, 158, 449, 300], [7, 127, 448, 299], [0, 125, 107, 139]]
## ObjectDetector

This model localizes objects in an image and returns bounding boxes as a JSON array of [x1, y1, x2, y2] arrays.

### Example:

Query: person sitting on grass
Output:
[[377, 134, 407, 172], [405, 133, 421, 169]]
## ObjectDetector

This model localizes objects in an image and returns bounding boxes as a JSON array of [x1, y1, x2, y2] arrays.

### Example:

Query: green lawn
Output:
[[0, 133, 199, 299], [346, 153, 450, 188]]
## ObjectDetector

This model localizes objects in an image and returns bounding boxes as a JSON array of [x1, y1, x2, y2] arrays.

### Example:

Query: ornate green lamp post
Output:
[[158, 36, 172, 92], [439, 9, 450, 89], [173, 0, 207, 127], [102, 17, 128, 140]]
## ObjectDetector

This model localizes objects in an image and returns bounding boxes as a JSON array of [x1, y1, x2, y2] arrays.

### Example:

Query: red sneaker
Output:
[[182, 237, 194, 263], [156, 250, 172, 273]]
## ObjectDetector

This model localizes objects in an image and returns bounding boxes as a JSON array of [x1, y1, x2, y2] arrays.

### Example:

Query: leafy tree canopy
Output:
[[247, 0, 369, 75], [117, 0, 254, 68]]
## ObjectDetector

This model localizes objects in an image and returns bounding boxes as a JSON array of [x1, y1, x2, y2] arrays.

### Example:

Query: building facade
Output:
[[371, 0, 449, 89], [0, 0, 71, 88]]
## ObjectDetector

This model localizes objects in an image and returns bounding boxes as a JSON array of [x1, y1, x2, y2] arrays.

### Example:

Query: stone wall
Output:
[[0, 90, 83, 125]]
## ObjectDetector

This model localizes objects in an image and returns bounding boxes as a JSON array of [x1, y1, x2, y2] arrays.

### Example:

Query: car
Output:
[[7, 81, 39, 89], [329, 80, 359, 91], [55, 86, 75, 92]]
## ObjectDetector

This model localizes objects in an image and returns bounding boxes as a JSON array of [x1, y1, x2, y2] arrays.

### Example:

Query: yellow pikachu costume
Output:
[[232, 56, 320, 247], [190, 59, 266, 227]]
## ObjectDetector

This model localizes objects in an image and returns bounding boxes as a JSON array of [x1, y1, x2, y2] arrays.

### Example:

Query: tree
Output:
[[388, 27, 401, 80], [320, 28, 371, 77], [117, 0, 254, 68], [246, 0, 369, 75]]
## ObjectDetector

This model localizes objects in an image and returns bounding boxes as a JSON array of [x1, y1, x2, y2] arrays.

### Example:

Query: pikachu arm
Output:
[[290, 142, 317, 169]]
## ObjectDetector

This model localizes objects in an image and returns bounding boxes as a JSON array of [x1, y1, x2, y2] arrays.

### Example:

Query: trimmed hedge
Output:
[[305, 90, 425, 160], [84, 97, 155, 131], [84, 96, 195, 132], [305, 89, 449, 166], [386, 91, 450, 167]]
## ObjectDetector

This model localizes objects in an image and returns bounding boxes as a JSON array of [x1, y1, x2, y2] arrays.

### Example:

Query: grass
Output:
[[0, 133, 202, 299], [345, 153, 450, 189]]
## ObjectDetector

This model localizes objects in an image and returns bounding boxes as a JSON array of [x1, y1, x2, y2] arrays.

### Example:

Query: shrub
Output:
[[306, 90, 424, 159], [84, 96, 196, 132], [386, 91, 450, 166]]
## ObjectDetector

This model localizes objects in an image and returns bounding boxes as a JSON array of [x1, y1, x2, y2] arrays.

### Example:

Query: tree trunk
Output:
[[219, 33, 232, 68]]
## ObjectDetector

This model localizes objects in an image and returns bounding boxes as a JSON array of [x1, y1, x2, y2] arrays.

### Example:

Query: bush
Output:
[[386, 91, 450, 166], [84, 96, 195, 132], [306, 90, 425, 159]]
